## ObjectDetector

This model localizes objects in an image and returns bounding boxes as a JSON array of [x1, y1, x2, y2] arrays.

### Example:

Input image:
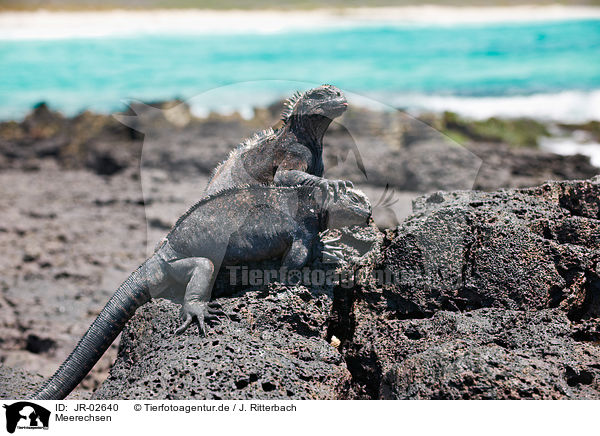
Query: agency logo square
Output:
[[2, 402, 50, 433]]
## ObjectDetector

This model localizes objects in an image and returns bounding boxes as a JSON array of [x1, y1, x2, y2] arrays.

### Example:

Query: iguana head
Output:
[[282, 84, 348, 122], [326, 188, 372, 229]]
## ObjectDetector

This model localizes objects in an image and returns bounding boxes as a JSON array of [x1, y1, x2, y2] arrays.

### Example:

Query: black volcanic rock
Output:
[[344, 177, 600, 398], [92, 291, 351, 400], [378, 309, 600, 400], [364, 177, 600, 318]]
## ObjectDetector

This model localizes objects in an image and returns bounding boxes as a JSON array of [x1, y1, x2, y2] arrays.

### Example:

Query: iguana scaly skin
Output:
[[206, 85, 351, 197], [31, 186, 371, 400]]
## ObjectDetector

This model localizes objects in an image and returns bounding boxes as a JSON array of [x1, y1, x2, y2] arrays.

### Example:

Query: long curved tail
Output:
[[31, 261, 152, 400]]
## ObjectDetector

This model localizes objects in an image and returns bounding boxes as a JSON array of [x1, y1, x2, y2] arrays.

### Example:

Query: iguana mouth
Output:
[[326, 97, 348, 114]]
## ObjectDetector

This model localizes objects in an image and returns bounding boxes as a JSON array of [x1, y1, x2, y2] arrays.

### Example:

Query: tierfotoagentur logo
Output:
[[2, 402, 50, 433], [225, 265, 400, 288]]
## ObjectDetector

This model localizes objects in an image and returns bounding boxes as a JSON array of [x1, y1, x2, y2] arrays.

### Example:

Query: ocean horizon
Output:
[[1, 8, 599, 121]]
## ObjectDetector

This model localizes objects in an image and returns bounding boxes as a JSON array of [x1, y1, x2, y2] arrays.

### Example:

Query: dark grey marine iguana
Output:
[[205, 84, 355, 197], [31, 185, 371, 400]]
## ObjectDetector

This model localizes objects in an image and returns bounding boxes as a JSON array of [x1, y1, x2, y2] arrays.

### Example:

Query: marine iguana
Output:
[[205, 84, 353, 197], [31, 185, 371, 400]]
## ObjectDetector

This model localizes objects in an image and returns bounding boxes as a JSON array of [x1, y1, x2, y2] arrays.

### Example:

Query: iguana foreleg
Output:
[[164, 256, 224, 335], [274, 169, 353, 200], [282, 236, 312, 270]]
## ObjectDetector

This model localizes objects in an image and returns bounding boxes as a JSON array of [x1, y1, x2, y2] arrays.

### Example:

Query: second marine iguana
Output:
[[205, 84, 353, 197], [31, 185, 372, 400]]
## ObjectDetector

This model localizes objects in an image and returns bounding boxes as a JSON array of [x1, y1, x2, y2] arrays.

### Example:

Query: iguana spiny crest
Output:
[[235, 84, 347, 151]]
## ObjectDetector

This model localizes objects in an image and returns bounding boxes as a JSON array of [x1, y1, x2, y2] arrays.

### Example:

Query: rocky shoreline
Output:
[[0, 102, 599, 399]]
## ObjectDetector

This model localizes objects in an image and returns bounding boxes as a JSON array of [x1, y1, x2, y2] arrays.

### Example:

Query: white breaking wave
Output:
[[540, 137, 600, 167], [1, 6, 600, 40], [394, 90, 600, 123]]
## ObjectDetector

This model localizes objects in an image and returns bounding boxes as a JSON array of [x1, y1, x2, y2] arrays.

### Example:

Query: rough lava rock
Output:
[[346, 176, 600, 398], [368, 177, 600, 318], [92, 289, 351, 400], [378, 309, 600, 399]]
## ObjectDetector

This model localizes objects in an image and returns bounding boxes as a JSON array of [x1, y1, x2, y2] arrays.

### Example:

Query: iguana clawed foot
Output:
[[317, 179, 354, 202], [321, 235, 346, 264], [176, 301, 225, 335]]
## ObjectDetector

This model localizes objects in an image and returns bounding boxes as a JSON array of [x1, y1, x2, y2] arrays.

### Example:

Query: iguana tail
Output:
[[31, 260, 153, 400]]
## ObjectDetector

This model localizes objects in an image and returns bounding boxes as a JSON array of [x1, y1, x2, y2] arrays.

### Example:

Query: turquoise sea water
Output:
[[0, 19, 599, 120]]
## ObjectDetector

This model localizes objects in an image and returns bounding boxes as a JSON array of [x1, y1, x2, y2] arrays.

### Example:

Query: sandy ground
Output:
[[0, 163, 145, 395], [0, 160, 216, 397]]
